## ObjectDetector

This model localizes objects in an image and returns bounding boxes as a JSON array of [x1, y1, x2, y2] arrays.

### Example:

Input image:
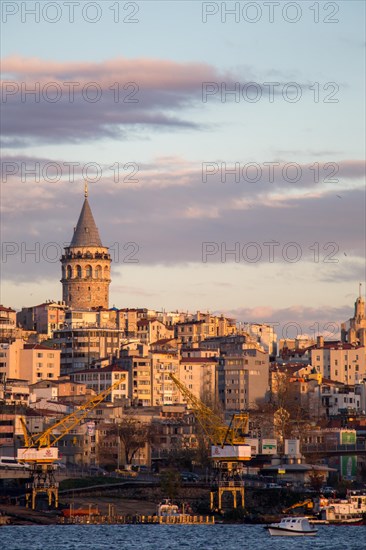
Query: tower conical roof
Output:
[[70, 198, 103, 247]]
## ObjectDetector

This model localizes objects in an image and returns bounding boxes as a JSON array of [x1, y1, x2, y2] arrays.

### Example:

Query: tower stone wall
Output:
[[61, 190, 111, 309]]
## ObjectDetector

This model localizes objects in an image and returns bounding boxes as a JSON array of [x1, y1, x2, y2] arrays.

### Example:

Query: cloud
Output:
[[0, 148, 364, 297], [217, 304, 355, 339], [1, 154, 364, 275], [1, 55, 342, 147], [1, 55, 236, 145]]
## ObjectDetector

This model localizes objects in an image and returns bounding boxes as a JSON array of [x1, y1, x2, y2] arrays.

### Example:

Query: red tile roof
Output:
[[24, 344, 59, 350], [71, 364, 128, 375], [180, 357, 217, 363], [0, 305, 15, 312]]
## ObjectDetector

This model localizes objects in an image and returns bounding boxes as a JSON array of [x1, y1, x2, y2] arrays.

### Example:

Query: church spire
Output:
[[84, 180, 88, 198]]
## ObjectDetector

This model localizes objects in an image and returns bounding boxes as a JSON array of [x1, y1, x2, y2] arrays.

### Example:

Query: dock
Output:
[[60, 513, 215, 525]]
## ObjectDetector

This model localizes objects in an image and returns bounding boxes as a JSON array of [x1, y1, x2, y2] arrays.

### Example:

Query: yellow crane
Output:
[[18, 377, 124, 509], [169, 372, 249, 451], [283, 499, 314, 514], [169, 372, 248, 448], [169, 373, 250, 511]]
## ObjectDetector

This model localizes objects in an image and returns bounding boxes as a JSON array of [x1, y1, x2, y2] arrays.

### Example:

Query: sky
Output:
[[1, 0, 365, 339]]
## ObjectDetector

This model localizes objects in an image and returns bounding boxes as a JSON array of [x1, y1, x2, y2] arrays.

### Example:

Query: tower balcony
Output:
[[61, 252, 111, 261]]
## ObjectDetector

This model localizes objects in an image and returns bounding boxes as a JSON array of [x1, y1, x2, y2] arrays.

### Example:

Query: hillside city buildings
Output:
[[1, 188, 366, 483]]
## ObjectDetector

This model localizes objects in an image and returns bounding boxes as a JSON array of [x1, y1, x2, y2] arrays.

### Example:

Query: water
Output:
[[0, 524, 364, 550]]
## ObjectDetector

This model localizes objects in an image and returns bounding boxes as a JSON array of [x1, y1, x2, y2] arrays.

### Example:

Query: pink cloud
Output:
[[1, 55, 231, 90]]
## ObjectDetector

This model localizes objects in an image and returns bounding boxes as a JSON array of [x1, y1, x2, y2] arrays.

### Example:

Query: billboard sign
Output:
[[284, 439, 300, 457], [245, 438, 259, 455], [341, 455, 357, 479], [261, 439, 278, 455], [17, 447, 59, 462], [340, 430, 356, 445], [211, 445, 251, 460]]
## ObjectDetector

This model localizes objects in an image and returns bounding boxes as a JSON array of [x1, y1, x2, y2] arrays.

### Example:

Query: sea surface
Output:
[[0, 524, 363, 549]]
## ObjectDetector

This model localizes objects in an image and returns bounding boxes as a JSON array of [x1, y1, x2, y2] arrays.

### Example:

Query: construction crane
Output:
[[169, 373, 250, 511], [17, 377, 124, 509], [283, 499, 314, 514], [169, 372, 249, 452]]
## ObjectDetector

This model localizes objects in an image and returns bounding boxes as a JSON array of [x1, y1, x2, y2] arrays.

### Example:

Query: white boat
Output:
[[267, 517, 318, 536], [318, 491, 366, 524], [157, 499, 181, 517], [156, 499, 214, 524]]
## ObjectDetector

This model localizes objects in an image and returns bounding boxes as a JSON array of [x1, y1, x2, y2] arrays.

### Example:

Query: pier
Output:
[[60, 513, 215, 525]]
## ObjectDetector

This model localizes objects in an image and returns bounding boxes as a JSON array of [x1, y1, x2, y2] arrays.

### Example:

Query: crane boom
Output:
[[18, 376, 126, 510], [19, 417, 33, 448], [169, 373, 251, 512], [29, 377, 123, 449], [18, 377, 125, 463], [168, 373, 248, 446]]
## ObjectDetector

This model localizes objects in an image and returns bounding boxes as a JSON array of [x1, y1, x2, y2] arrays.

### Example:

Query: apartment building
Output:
[[136, 319, 174, 345], [178, 356, 218, 405], [151, 350, 180, 406], [175, 312, 236, 345], [243, 322, 277, 355], [0, 305, 19, 342], [219, 348, 269, 411], [0, 339, 23, 379], [119, 344, 152, 406], [17, 301, 67, 337], [21, 344, 61, 383], [0, 341, 60, 383], [311, 342, 366, 384], [70, 365, 129, 403]]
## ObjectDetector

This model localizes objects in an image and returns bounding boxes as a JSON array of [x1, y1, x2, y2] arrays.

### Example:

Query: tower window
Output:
[[76, 265, 82, 278], [85, 265, 92, 278]]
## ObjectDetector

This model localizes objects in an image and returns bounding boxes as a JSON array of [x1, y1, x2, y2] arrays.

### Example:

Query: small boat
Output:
[[267, 517, 318, 536], [156, 499, 214, 524], [157, 499, 181, 518], [61, 507, 100, 517]]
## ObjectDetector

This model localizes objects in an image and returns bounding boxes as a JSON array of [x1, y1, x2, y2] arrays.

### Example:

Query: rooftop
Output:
[[70, 198, 102, 247], [71, 364, 128, 375]]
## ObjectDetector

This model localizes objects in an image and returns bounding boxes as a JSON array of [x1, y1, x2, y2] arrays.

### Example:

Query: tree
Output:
[[308, 469, 325, 493], [159, 468, 181, 499], [115, 413, 152, 466]]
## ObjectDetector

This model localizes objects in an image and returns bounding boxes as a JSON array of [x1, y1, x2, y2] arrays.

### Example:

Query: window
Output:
[[37, 353, 43, 358]]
